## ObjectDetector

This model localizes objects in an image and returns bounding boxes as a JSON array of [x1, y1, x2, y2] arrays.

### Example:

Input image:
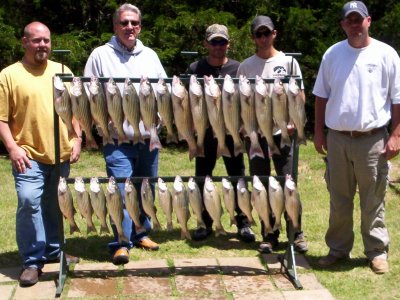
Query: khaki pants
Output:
[[325, 129, 389, 260]]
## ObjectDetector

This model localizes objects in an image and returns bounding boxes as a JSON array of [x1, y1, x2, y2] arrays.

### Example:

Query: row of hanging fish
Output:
[[57, 174, 302, 242], [53, 74, 306, 160]]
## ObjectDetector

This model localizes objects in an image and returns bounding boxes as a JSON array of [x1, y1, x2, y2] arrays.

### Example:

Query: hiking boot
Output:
[[193, 227, 213, 241], [293, 232, 308, 253], [369, 258, 389, 274], [258, 239, 278, 254], [318, 254, 349, 267], [237, 226, 256, 243], [19, 267, 42, 287], [112, 247, 129, 265], [136, 237, 159, 250]]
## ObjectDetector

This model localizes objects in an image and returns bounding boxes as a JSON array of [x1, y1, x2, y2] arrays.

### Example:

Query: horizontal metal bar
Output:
[[65, 175, 286, 185], [57, 75, 301, 84]]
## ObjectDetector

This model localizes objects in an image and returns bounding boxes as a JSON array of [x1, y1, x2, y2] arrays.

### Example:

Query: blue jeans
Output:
[[103, 140, 158, 253], [14, 159, 70, 269]]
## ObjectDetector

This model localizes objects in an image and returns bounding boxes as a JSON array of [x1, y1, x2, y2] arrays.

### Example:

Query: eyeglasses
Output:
[[208, 39, 228, 46], [119, 20, 141, 27], [254, 30, 272, 38]]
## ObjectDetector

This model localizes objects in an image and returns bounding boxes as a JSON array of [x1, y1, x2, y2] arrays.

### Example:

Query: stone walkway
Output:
[[0, 254, 334, 299]]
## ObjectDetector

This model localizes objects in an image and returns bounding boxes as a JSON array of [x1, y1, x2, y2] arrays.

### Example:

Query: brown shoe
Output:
[[19, 267, 42, 287], [112, 247, 129, 265], [318, 254, 349, 267], [136, 237, 159, 251], [369, 258, 389, 274]]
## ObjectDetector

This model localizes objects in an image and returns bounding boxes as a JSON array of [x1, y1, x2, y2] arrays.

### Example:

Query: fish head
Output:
[[89, 177, 101, 193], [53, 76, 65, 91], [58, 177, 67, 192], [106, 78, 118, 95], [89, 76, 100, 95], [273, 78, 284, 95], [187, 177, 197, 191], [222, 178, 233, 190], [139, 76, 152, 97], [70, 77, 83, 97], [204, 176, 215, 192], [158, 177, 168, 191], [288, 77, 300, 95], [285, 175, 296, 191], [189, 75, 202, 96], [74, 176, 86, 192], [124, 178, 134, 192], [252, 175, 265, 191], [173, 175, 184, 192], [255, 76, 267, 96], [155, 78, 167, 95], [171, 76, 185, 98], [239, 75, 252, 97], [223, 74, 235, 94]]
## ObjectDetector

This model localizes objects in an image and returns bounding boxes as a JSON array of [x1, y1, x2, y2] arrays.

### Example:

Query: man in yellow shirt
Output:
[[0, 22, 81, 286]]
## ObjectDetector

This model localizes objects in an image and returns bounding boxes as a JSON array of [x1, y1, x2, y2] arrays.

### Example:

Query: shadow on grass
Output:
[[303, 254, 368, 272], [0, 250, 21, 268], [151, 228, 259, 251]]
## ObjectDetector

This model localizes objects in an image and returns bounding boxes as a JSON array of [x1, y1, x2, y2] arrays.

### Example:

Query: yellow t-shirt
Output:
[[0, 60, 73, 164]]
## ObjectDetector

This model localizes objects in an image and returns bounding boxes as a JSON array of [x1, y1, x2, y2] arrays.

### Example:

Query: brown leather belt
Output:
[[335, 127, 385, 138]]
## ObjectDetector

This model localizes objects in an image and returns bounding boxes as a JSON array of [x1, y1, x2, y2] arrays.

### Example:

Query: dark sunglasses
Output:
[[119, 20, 141, 27], [208, 39, 228, 46], [254, 30, 272, 38]]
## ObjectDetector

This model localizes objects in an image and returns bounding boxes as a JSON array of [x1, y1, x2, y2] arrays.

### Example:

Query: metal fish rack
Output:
[[53, 69, 304, 295]]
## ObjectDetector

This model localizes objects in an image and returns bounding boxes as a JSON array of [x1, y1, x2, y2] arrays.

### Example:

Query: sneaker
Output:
[[318, 254, 349, 267], [237, 226, 256, 243], [112, 247, 130, 265], [192, 227, 213, 241], [19, 267, 42, 287], [293, 232, 308, 253], [369, 258, 389, 274], [136, 237, 159, 251], [258, 239, 278, 254]]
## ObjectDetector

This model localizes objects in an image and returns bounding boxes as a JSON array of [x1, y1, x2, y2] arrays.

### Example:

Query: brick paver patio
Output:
[[0, 254, 335, 299]]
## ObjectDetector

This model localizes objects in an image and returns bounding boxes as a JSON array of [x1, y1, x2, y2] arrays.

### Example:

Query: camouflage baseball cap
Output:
[[205, 24, 229, 41]]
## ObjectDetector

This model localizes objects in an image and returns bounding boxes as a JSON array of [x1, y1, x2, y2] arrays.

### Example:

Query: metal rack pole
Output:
[[53, 50, 71, 297]]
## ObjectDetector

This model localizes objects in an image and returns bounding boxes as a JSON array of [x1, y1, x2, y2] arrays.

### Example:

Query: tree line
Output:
[[1, 0, 399, 133]]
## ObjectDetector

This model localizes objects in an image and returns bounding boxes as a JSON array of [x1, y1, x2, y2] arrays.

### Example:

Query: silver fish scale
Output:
[[122, 78, 143, 144], [88, 77, 111, 143], [106, 78, 126, 141]]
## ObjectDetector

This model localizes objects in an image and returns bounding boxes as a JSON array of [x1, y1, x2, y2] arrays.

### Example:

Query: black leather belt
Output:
[[334, 127, 385, 138]]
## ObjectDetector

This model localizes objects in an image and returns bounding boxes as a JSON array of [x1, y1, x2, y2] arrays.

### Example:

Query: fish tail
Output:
[[70, 223, 81, 235], [166, 222, 173, 231], [215, 227, 227, 237], [152, 218, 161, 229], [87, 223, 97, 234], [196, 144, 205, 157], [249, 141, 265, 160], [234, 141, 245, 157], [166, 132, 178, 144], [181, 229, 192, 240], [188, 146, 197, 161], [268, 143, 281, 156], [217, 144, 231, 158], [149, 132, 163, 152], [272, 222, 282, 232], [100, 224, 110, 234]]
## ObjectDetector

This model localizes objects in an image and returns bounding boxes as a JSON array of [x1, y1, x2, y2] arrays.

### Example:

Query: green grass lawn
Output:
[[1, 141, 400, 299]]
